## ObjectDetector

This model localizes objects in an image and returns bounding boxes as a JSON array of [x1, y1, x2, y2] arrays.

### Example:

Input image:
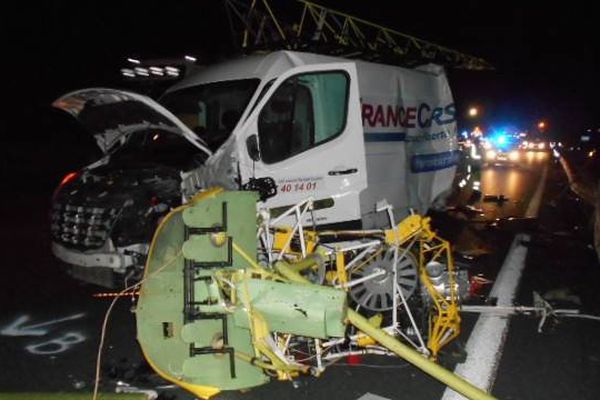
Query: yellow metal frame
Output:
[[274, 255, 494, 400], [419, 235, 461, 358], [272, 226, 318, 256], [315, 214, 460, 358], [279, 213, 461, 358], [386, 214, 461, 358]]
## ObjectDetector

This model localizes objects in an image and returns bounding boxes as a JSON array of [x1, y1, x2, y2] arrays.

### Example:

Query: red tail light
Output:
[[59, 171, 79, 187], [53, 171, 80, 199]]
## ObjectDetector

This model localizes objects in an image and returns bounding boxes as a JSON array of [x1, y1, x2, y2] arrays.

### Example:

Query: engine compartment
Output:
[[51, 164, 180, 251]]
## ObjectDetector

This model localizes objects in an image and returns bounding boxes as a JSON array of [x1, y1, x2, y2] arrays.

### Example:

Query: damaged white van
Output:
[[51, 50, 458, 287]]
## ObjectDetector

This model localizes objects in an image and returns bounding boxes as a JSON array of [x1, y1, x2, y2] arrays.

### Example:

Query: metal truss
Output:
[[225, 0, 493, 70]]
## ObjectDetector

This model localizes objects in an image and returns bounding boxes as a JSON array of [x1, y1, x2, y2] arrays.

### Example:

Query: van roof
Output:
[[167, 50, 444, 93]]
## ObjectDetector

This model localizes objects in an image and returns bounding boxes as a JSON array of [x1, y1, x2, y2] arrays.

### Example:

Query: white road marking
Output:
[[441, 235, 529, 399], [442, 163, 548, 399], [356, 393, 392, 400], [525, 161, 549, 218]]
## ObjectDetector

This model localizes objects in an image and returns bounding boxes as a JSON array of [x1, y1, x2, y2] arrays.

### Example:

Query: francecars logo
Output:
[[362, 103, 456, 129]]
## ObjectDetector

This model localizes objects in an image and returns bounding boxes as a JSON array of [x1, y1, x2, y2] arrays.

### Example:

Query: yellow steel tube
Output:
[[274, 261, 496, 400], [347, 310, 495, 400], [235, 351, 306, 373], [288, 253, 323, 273]]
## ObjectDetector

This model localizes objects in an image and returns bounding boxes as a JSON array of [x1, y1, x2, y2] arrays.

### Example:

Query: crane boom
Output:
[[225, 0, 493, 70]]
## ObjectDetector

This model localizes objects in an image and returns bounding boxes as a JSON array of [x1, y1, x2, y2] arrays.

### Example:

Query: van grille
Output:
[[51, 203, 119, 250]]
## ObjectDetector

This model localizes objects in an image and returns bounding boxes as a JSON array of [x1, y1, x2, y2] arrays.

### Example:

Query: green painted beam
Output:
[[233, 278, 347, 338]]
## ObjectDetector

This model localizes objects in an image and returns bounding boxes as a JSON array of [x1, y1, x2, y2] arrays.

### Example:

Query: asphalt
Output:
[[2, 150, 598, 400], [493, 155, 600, 400]]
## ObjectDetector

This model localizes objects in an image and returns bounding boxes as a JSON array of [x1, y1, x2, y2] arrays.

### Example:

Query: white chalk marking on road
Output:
[[0, 313, 86, 337], [25, 331, 86, 355], [356, 393, 392, 400]]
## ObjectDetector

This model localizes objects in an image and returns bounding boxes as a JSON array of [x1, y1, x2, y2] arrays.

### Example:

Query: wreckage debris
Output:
[[483, 194, 509, 204]]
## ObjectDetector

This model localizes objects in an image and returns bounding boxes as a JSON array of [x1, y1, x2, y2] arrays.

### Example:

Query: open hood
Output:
[[53, 88, 212, 157]]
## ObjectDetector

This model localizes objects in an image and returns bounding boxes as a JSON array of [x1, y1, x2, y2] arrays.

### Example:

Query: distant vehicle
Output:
[[51, 50, 458, 287], [485, 147, 521, 164], [520, 138, 547, 151], [482, 134, 521, 164]]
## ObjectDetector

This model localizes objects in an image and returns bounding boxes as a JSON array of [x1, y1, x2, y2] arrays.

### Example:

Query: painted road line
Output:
[[525, 161, 548, 218], [357, 393, 391, 400], [442, 165, 547, 399], [441, 235, 529, 399]]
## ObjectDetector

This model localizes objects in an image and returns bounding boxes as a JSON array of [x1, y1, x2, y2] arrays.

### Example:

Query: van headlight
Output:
[[509, 151, 520, 161]]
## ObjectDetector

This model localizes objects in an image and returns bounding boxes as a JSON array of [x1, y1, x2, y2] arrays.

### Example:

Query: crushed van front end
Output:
[[50, 164, 182, 287]]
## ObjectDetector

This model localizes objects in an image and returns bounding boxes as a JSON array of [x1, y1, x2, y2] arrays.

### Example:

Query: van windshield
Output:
[[160, 79, 259, 151]]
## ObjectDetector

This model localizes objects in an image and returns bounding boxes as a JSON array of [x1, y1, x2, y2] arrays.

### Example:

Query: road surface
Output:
[[2, 150, 598, 400]]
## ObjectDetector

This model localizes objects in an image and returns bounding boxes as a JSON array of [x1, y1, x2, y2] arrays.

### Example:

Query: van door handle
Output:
[[328, 168, 358, 176]]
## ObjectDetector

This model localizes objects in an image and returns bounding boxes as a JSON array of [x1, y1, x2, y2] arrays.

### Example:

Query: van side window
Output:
[[258, 71, 349, 164]]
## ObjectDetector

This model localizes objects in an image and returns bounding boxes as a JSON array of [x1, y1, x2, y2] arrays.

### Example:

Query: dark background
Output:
[[1, 4, 599, 397], [2, 0, 599, 191]]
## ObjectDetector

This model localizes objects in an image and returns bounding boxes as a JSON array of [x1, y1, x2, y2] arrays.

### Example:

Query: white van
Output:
[[51, 50, 458, 286]]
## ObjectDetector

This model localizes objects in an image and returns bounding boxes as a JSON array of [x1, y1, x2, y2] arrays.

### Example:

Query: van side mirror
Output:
[[246, 134, 261, 161]]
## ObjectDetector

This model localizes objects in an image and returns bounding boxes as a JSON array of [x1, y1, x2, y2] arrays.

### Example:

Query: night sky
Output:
[[4, 1, 599, 144]]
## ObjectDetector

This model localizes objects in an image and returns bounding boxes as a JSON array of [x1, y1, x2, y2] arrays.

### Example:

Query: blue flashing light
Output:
[[488, 125, 519, 151], [489, 133, 511, 150]]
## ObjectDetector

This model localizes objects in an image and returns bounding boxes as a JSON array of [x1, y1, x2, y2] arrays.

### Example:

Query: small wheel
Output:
[[349, 247, 419, 312]]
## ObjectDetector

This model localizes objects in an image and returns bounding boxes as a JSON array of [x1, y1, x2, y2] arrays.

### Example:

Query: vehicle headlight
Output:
[[486, 150, 497, 160], [509, 150, 520, 161], [538, 142, 545, 150]]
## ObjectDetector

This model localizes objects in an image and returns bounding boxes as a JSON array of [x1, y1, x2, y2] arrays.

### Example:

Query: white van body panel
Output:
[[52, 50, 457, 279], [236, 62, 368, 226], [177, 51, 457, 226], [355, 61, 457, 226]]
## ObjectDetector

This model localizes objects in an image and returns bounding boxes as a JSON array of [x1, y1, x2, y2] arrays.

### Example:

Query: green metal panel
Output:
[[234, 278, 347, 338], [136, 191, 268, 392], [182, 191, 259, 270], [183, 235, 230, 264]]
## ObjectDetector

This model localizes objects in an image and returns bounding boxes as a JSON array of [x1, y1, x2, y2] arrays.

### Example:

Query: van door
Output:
[[238, 63, 367, 226]]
